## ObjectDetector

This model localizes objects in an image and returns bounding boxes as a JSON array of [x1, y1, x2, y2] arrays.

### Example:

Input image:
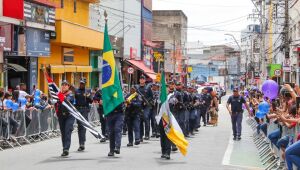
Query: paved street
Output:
[[0, 96, 263, 170]]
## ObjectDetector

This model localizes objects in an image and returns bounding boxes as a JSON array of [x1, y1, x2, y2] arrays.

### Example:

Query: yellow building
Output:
[[38, 0, 103, 93]]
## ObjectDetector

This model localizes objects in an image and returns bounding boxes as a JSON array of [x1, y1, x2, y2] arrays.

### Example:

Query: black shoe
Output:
[[134, 140, 140, 145], [61, 150, 69, 157], [204, 124, 207, 127], [161, 154, 166, 158], [156, 134, 160, 138], [233, 137, 237, 141], [195, 129, 199, 132], [164, 154, 170, 160], [144, 136, 150, 140], [237, 136, 241, 140], [140, 138, 144, 142], [100, 138, 106, 143], [108, 151, 114, 157], [172, 147, 178, 152], [151, 134, 155, 138], [127, 143, 133, 147], [77, 146, 85, 152], [114, 148, 120, 154]]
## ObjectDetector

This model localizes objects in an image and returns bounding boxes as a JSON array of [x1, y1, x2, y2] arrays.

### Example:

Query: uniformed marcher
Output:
[[189, 87, 199, 135], [93, 88, 107, 143], [75, 79, 93, 151], [184, 86, 193, 137], [56, 80, 75, 157], [226, 88, 251, 140], [151, 83, 160, 138], [137, 75, 153, 141], [173, 82, 188, 136], [196, 89, 206, 129], [125, 87, 142, 146], [107, 103, 125, 157], [159, 82, 174, 160], [202, 87, 213, 126]]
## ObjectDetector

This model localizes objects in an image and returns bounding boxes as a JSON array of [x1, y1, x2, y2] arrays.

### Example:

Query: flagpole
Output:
[[156, 68, 164, 116]]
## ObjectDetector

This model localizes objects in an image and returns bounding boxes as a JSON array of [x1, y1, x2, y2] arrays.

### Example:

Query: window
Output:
[[211, 68, 216, 71], [61, 0, 64, 8]]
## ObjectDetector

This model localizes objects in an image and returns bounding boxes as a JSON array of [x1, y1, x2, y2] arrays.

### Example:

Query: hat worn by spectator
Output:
[[80, 79, 86, 84], [140, 75, 146, 79], [168, 80, 175, 85], [175, 82, 182, 86], [61, 80, 70, 85]]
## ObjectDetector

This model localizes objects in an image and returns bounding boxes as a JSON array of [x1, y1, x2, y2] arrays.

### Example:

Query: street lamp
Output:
[[225, 33, 242, 89], [224, 34, 242, 51], [208, 61, 213, 82]]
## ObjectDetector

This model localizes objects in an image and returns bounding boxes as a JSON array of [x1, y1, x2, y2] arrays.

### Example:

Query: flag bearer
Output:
[[56, 80, 75, 157]]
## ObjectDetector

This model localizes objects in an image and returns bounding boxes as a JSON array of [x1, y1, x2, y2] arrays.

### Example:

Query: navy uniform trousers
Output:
[[58, 114, 75, 151], [107, 111, 124, 151], [159, 119, 171, 155], [77, 107, 89, 146]]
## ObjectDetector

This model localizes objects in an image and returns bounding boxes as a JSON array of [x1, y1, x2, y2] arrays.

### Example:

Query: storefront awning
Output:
[[147, 73, 157, 80], [50, 65, 64, 73], [126, 59, 157, 80], [7, 63, 27, 72], [77, 66, 93, 72], [64, 65, 77, 72]]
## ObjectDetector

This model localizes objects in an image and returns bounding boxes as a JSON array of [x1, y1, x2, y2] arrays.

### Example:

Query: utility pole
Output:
[[260, 0, 266, 84], [284, 0, 290, 82], [172, 28, 176, 81]]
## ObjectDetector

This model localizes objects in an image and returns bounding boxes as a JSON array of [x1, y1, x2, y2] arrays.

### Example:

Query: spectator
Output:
[[19, 83, 29, 99], [2, 92, 19, 137]]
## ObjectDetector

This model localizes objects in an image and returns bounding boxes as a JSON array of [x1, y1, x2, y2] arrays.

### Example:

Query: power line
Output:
[[98, 4, 249, 29], [156, 0, 250, 8]]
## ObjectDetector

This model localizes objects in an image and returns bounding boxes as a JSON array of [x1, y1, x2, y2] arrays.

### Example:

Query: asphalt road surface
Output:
[[0, 96, 264, 170]]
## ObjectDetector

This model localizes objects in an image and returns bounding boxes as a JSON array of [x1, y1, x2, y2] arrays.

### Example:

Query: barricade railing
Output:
[[88, 103, 101, 127], [25, 109, 42, 142], [50, 108, 60, 136], [12, 109, 30, 145], [0, 104, 102, 151], [0, 110, 8, 150], [39, 107, 55, 139], [248, 116, 300, 170]]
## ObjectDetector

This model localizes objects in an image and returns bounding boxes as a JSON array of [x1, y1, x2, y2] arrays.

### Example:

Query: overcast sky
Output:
[[153, 0, 257, 46]]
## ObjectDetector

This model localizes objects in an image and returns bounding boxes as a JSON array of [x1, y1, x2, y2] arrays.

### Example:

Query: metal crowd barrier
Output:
[[88, 103, 101, 127], [247, 115, 300, 170], [0, 105, 102, 151]]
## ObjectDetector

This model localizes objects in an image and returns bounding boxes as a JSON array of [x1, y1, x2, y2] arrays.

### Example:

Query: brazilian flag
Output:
[[102, 21, 124, 115]]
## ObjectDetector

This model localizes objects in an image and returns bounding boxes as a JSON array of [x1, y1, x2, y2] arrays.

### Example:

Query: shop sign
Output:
[[26, 28, 50, 56], [24, 1, 55, 26]]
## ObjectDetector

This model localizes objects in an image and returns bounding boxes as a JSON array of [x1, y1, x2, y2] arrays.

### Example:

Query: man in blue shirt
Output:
[[226, 88, 251, 141]]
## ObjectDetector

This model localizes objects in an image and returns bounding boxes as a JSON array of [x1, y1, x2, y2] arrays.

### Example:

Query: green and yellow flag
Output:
[[156, 71, 189, 156], [102, 21, 124, 115]]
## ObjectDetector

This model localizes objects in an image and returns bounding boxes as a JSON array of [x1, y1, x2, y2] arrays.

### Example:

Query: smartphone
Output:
[[296, 97, 300, 112], [284, 92, 292, 98]]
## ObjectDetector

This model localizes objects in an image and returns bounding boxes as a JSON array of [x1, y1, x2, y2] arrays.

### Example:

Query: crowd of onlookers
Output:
[[245, 83, 300, 169], [0, 83, 53, 140]]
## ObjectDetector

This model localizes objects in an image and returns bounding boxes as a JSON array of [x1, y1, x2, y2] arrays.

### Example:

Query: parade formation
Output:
[[3, 0, 300, 169]]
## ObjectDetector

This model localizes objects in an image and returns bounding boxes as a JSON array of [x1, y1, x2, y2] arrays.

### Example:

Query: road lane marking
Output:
[[222, 134, 233, 165]]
